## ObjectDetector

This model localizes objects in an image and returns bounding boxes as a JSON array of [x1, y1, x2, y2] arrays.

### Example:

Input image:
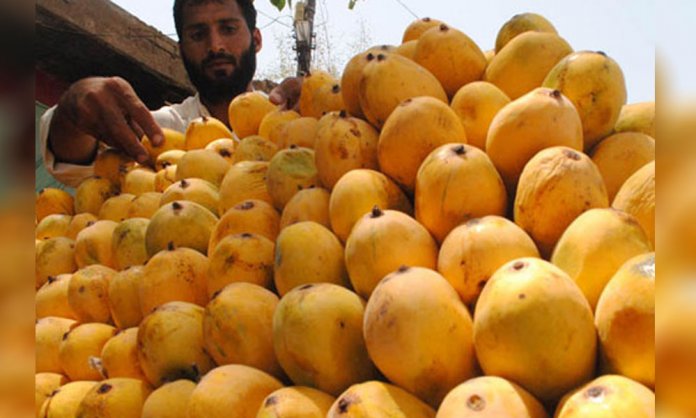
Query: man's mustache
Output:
[[202, 52, 238, 67]]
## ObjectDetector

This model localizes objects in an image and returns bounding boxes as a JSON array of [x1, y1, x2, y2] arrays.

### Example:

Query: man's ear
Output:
[[253, 28, 262, 53]]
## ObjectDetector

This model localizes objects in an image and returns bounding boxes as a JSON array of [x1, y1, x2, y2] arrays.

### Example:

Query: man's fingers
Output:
[[269, 89, 284, 106], [101, 109, 150, 164], [270, 76, 303, 110], [110, 77, 164, 146]]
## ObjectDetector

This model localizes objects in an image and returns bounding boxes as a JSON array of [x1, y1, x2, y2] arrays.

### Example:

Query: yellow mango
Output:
[[543, 50, 627, 149], [273, 283, 378, 396], [612, 161, 655, 247], [329, 169, 412, 243], [137, 301, 215, 387], [35, 316, 77, 374], [485, 31, 572, 100], [414, 23, 486, 97], [494, 12, 557, 53], [35, 237, 77, 289], [514, 147, 608, 257], [415, 143, 507, 243], [314, 111, 379, 190], [36, 274, 77, 320], [340, 45, 395, 119], [257, 386, 335, 418], [450, 81, 511, 150], [233, 135, 279, 163], [74, 219, 118, 269], [274, 221, 348, 296], [218, 161, 272, 214], [145, 200, 218, 257], [141, 379, 196, 418], [75, 377, 152, 418], [359, 52, 447, 129], [36, 187, 74, 222], [378, 96, 467, 193], [280, 186, 331, 231], [187, 365, 283, 418], [551, 208, 652, 309], [486, 87, 583, 192], [184, 116, 233, 150], [438, 216, 540, 306], [208, 199, 279, 256], [108, 266, 145, 329], [473, 258, 596, 404], [555, 375, 654, 418], [68, 264, 117, 324], [327, 381, 436, 417], [345, 208, 437, 299], [175, 149, 230, 187], [590, 132, 655, 201], [59, 322, 116, 381], [228, 91, 276, 139], [596, 253, 655, 388], [207, 233, 275, 296], [203, 283, 282, 378], [139, 246, 209, 315], [364, 266, 476, 407], [100, 328, 148, 380], [437, 376, 549, 418]]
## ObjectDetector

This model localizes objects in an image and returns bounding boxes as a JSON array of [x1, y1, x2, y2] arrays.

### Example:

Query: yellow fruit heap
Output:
[[35, 10, 665, 418]]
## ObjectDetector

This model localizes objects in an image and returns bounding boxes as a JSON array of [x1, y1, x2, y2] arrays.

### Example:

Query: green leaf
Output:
[[270, 0, 286, 11], [348, 0, 358, 9]]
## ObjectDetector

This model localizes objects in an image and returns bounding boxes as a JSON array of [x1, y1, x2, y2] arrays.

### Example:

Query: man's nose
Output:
[[208, 29, 226, 53]]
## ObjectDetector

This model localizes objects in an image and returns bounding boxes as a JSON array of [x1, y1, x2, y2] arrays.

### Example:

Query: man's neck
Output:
[[200, 98, 230, 127]]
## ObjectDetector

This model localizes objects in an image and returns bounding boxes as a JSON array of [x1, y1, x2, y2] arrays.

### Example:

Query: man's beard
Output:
[[182, 40, 257, 105]]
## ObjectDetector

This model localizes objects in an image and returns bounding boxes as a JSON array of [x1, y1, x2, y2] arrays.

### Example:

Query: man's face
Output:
[[179, 0, 262, 104]]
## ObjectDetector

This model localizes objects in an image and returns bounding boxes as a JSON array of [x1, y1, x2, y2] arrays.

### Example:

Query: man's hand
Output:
[[49, 77, 163, 165], [269, 76, 303, 110]]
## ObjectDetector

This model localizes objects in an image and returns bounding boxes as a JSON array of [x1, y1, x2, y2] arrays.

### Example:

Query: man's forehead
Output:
[[182, 0, 242, 24]]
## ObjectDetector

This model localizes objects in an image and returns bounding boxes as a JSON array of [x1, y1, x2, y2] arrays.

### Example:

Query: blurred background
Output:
[[1, 0, 694, 416]]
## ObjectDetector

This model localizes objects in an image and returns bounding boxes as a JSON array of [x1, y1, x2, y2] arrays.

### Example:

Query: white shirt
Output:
[[39, 93, 212, 187]]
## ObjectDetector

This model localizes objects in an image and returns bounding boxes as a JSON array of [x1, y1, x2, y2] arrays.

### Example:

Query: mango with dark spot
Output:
[[326, 381, 435, 417]]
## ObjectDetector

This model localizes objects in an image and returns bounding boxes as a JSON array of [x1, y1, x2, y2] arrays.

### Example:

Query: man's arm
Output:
[[48, 76, 164, 165]]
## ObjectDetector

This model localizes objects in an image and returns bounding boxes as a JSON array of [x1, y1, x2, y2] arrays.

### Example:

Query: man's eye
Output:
[[189, 31, 205, 41], [221, 25, 237, 35]]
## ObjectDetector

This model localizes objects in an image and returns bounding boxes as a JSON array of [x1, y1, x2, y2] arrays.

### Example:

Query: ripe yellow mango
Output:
[[415, 143, 507, 243], [274, 221, 348, 296], [414, 24, 486, 97], [228, 91, 276, 139], [345, 208, 438, 299], [187, 365, 283, 418], [329, 169, 412, 243], [437, 376, 549, 418], [273, 283, 378, 396], [485, 31, 572, 100], [474, 258, 596, 403], [438, 216, 540, 306], [494, 12, 557, 53], [551, 208, 652, 309], [596, 253, 655, 388], [207, 232, 275, 296], [219, 161, 273, 213], [203, 283, 282, 378], [543, 50, 627, 149], [364, 266, 476, 407], [327, 381, 436, 417], [378, 96, 467, 193], [555, 375, 654, 418], [314, 111, 379, 190], [514, 146, 608, 257], [486, 87, 583, 192]]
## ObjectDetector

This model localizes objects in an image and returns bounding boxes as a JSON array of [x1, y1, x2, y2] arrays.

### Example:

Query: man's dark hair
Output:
[[173, 0, 257, 40]]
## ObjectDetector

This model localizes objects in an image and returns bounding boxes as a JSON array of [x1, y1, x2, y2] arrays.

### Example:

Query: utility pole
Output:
[[293, 0, 315, 76]]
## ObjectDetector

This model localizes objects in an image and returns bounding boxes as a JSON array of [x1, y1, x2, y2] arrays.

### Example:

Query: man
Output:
[[39, 0, 300, 187]]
